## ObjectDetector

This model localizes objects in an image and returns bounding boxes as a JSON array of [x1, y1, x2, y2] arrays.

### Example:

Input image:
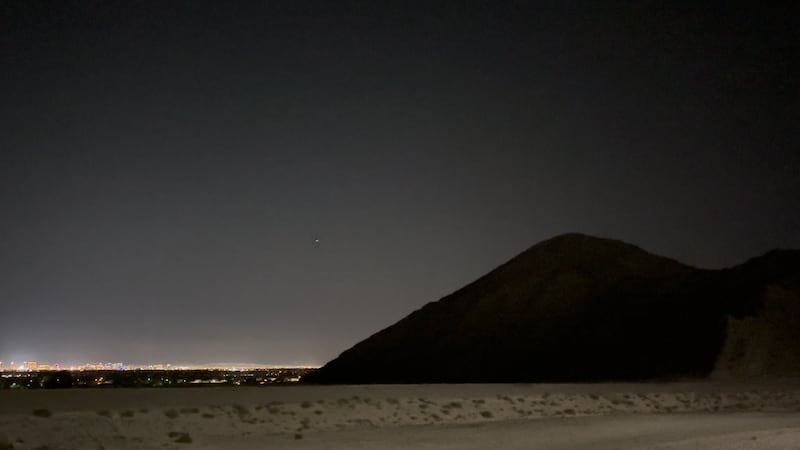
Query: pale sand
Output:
[[1, 382, 799, 449]]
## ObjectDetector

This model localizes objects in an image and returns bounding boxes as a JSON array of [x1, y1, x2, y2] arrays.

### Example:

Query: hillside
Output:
[[305, 234, 800, 384], [712, 251, 800, 379]]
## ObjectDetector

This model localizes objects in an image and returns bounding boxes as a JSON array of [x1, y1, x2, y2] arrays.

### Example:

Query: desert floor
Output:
[[1, 381, 799, 449]]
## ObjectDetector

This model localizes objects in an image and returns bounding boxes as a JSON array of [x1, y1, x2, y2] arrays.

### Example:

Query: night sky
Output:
[[2, 1, 798, 366]]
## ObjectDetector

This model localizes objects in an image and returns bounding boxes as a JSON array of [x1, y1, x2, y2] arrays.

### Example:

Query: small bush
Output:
[[120, 410, 135, 418], [479, 410, 493, 418], [294, 433, 303, 440], [300, 401, 312, 408], [201, 413, 215, 418], [232, 405, 250, 416], [97, 410, 112, 418], [32, 409, 52, 418], [164, 409, 180, 419], [168, 432, 192, 444], [179, 407, 199, 414]]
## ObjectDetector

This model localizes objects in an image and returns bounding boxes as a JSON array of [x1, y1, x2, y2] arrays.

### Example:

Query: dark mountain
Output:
[[304, 234, 800, 384], [712, 250, 800, 378]]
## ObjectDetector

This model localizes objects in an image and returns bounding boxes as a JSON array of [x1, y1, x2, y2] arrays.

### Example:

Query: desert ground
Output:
[[1, 382, 799, 449]]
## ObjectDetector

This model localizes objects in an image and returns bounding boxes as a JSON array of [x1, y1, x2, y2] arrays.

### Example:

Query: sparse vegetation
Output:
[[232, 404, 250, 416], [120, 410, 135, 418], [32, 409, 52, 418], [164, 409, 180, 419], [168, 432, 192, 444]]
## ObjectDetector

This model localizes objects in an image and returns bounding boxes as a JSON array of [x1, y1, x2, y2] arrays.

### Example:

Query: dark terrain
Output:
[[306, 234, 800, 383]]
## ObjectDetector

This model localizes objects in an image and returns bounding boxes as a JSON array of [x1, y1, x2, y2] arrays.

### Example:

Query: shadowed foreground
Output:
[[256, 414, 800, 450], [1, 383, 799, 449]]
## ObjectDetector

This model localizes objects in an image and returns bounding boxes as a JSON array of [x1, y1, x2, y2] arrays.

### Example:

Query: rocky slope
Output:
[[305, 234, 800, 383]]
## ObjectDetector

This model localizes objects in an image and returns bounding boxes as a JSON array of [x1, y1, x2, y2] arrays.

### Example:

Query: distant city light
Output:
[[0, 358, 319, 372]]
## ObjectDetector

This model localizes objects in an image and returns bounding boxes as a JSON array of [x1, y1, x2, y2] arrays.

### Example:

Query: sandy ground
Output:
[[1, 382, 799, 449]]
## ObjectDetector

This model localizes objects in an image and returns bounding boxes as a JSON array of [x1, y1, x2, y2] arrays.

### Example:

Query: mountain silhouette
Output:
[[305, 234, 800, 383]]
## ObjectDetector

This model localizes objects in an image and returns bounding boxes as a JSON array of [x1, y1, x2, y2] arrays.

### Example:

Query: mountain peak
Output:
[[304, 235, 800, 384]]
